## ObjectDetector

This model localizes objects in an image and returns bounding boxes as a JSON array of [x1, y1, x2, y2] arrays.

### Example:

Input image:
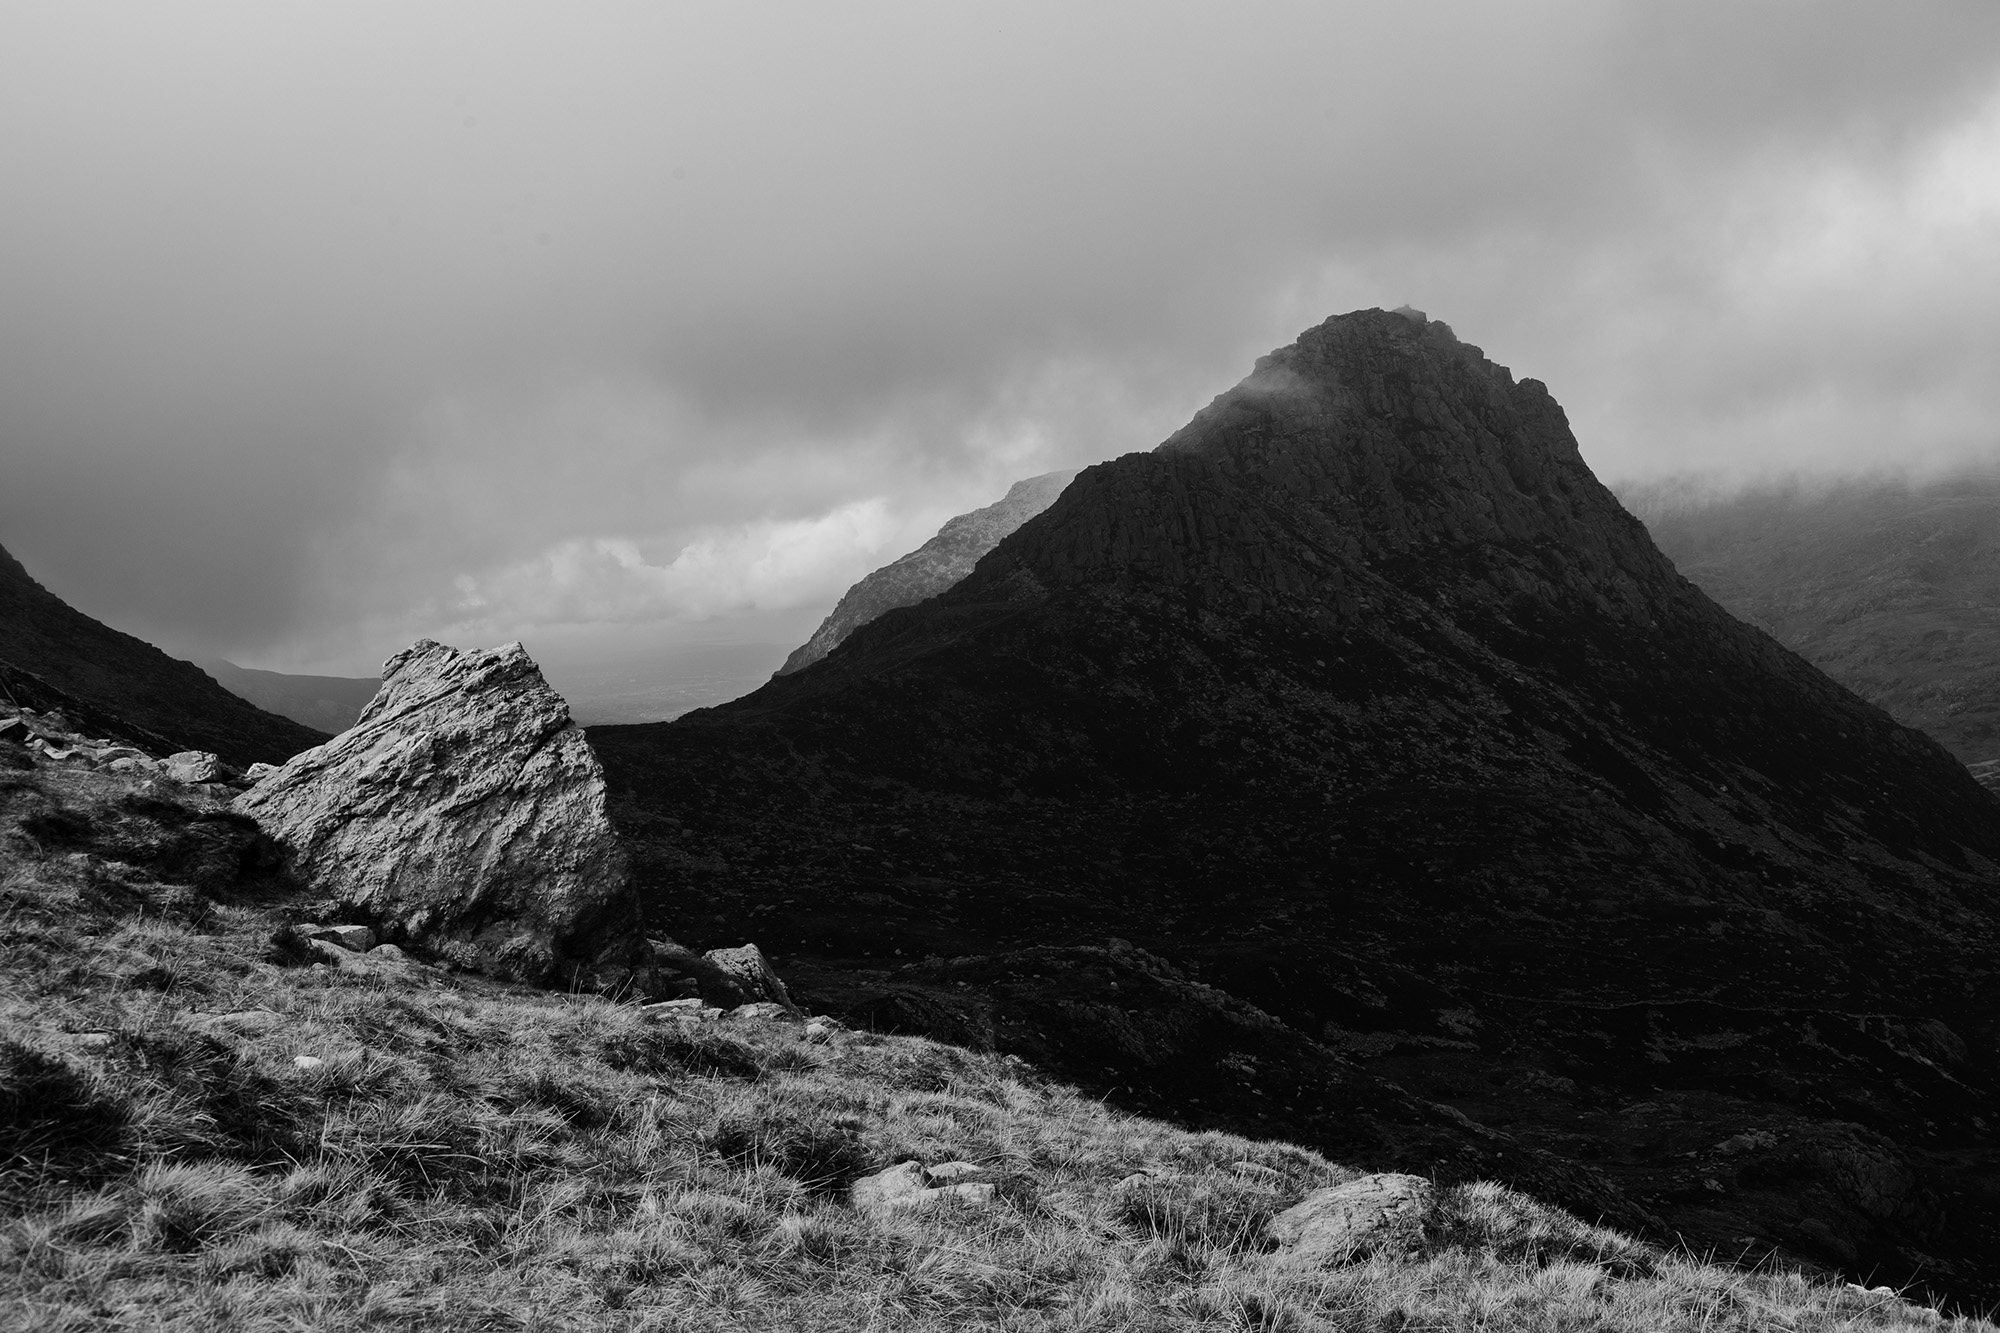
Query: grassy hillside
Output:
[[1, 746, 1978, 1329]]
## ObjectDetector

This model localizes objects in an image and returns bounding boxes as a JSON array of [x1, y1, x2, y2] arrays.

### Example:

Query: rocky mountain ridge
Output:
[[592, 309, 2000, 1305], [776, 469, 1077, 675]]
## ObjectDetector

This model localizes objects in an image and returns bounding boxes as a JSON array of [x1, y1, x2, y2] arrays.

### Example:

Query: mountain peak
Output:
[[595, 310, 2000, 1297], [955, 308, 1648, 632]]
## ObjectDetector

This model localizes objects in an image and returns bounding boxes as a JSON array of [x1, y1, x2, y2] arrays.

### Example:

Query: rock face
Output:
[[0, 544, 327, 767], [237, 639, 651, 989], [593, 309, 2000, 1307], [775, 470, 1077, 676]]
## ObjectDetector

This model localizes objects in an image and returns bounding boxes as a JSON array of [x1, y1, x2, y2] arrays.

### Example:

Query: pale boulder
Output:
[[164, 751, 228, 783], [1266, 1173, 1434, 1266], [235, 639, 654, 991]]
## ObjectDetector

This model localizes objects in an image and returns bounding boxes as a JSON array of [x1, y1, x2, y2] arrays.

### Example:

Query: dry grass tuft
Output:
[[0, 757, 1986, 1329]]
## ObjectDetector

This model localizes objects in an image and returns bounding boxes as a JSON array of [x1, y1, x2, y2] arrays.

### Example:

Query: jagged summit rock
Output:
[[0, 543, 326, 766], [592, 308, 2000, 1302], [775, 469, 1078, 676], [237, 639, 652, 991]]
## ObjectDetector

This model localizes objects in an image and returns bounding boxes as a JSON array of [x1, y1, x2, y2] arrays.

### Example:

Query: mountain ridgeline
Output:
[[775, 468, 1078, 676], [593, 309, 2000, 1304]]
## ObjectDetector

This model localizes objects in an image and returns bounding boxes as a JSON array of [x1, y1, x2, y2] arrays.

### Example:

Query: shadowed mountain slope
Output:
[[0, 543, 326, 767], [1628, 473, 2000, 767], [593, 310, 2000, 1305], [776, 469, 1078, 676]]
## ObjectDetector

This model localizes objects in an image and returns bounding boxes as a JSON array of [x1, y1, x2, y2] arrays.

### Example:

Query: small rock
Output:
[[73, 1032, 114, 1050], [702, 943, 799, 1012], [643, 998, 708, 1017], [293, 1055, 324, 1071], [924, 1162, 986, 1184], [93, 746, 147, 764], [1115, 1172, 1151, 1190], [1266, 1173, 1434, 1267], [243, 761, 280, 782], [308, 924, 377, 953], [305, 939, 354, 967], [164, 750, 227, 783], [803, 1019, 836, 1040], [850, 1161, 998, 1212], [366, 943, 412, 966], [725, 1001, 795, 1022], [851, 1162, 929, 1210], [195, 1010, 285, 1038]]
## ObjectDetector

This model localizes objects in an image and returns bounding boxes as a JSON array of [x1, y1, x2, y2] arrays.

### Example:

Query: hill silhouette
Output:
[[1629, 473, 2000, 767], [0, 542, 326, 767], [593, 310, 2000, 1304], [194, 657, 379, 735]]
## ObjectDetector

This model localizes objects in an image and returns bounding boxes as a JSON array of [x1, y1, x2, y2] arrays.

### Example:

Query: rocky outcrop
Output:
[[775, 470, 1077, 675], [0, 658, 181, 758], [0, 693, 252, 789], [650, 938, 800, 1011], [236, 639, 652, 991]]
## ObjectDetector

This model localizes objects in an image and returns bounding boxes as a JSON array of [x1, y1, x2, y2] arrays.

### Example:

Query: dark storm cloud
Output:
[[3, 2, 1998, 671]]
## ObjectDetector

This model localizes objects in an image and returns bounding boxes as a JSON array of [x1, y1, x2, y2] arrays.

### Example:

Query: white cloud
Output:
[[441, 500, 905, 634]]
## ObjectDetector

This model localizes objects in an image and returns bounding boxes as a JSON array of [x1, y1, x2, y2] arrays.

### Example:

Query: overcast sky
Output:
[[5, 2, 2000, 676]]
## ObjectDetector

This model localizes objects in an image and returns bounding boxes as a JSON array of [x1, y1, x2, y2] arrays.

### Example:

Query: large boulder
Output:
[[235, 639, 653, 990], [1266, 1173, 1435, 1267]]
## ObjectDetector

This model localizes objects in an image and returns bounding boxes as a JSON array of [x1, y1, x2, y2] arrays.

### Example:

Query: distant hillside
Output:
[[0, 542, 327, 767], [776, 470, 1077, 675], [1626, 473, 2000, 764], [195, 658, 379, 735]]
